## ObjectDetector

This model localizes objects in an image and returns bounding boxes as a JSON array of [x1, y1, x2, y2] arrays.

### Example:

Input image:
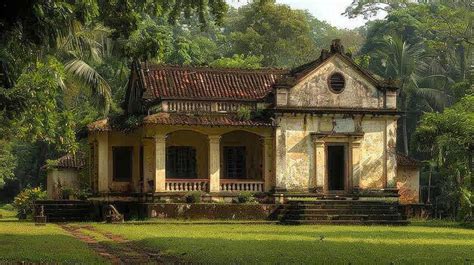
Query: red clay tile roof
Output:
[[143, 113, 273, 127], [48, 153, 86, 169], [87, 119, 110, 132], [139, 64, 287, 101], [397, 153, 421, 167]]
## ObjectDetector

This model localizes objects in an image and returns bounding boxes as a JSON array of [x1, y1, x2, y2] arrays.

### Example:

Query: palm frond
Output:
[[65, 59, 111, 113]]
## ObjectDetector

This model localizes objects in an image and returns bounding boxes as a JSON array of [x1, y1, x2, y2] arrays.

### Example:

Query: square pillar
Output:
[[154, 134, 167, 192], [262, 136, 274, 192], [351, 138, 362, 191], [314, 139, 326, 193], [208, 135, 221, 192], [142, 138, 155, 192], [97, 132, 109, 193]]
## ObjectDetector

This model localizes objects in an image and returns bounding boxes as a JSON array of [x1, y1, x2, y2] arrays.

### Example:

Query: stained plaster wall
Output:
[[47, 169, 80, 199], [284, 56, 389, 109], [275, 115, 396, 191], [274, 55, 397, 192], [396, 166, 420, 204]]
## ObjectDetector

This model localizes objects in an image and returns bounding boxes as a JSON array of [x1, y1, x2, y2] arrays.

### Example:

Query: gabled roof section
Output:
[[137, 63, 287, 102], [275, 39, 399, 91]]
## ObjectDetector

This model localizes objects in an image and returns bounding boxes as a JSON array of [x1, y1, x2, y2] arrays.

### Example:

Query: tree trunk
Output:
[[402, 101, 409, 155]]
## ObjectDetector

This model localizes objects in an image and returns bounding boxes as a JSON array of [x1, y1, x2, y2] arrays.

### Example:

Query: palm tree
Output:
[[55, 23, 113, 114], [376, 36, 445, 155]]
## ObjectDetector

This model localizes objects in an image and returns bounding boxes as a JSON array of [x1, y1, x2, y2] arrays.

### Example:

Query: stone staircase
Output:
[[34, 200, 95, 222], [279, 199, 408, 225]]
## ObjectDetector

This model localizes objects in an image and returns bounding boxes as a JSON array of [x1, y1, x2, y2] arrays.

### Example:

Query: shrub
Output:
[[13, 187, 46, 219], [236, 106, 251, 120], [185, 191, 203, 203], [237, 192, 256, 204], [61, 187, 74, 199], [74, 189, 91, 200]]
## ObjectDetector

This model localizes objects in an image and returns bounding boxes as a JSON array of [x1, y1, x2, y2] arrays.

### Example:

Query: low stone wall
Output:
[[145, 203, 280, 220], [400, 203, 432, 219]]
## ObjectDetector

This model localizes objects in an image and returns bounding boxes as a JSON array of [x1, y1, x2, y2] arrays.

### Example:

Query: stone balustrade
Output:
[[165, 179, 209, 192], [220, 179, 264, 192]]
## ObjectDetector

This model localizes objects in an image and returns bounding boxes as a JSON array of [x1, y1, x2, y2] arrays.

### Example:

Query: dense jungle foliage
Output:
[[0, 0, 472, 219]]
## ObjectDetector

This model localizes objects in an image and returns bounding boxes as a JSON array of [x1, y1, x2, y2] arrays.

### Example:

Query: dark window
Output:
[[224, 146, 246, 179], [166, 146, 197, 179], [329, 72, 345, 93], [113, 146, 133, 182]]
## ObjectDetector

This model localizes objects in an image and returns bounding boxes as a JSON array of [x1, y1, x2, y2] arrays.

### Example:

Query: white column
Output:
[[208, 135, 221, 192], [262, 136, 274, 192], [154, 134, 167, 192], [97, 132, 109, 193]]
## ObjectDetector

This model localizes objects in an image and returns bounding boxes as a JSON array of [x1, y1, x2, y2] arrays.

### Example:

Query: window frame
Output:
[[112, 146, 133, 182], [166, 146, 197, 179], [328, 72, 346, 94], [223, 146, 247, 179]]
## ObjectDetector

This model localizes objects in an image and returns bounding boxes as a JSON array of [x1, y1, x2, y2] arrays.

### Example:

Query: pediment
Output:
[[278, 55, 387, 109]]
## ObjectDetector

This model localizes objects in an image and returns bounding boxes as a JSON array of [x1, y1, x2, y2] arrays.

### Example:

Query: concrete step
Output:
[[282, 219, 410, 225], [287, 208, 398, 214], [281, 213, 403, 221]]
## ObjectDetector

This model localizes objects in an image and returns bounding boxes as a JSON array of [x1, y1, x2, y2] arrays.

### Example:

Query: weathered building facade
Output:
[[87, 40, 418, 203]]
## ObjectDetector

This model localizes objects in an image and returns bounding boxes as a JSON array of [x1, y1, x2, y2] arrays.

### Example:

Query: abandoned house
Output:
[[86, 40, 420, 208]]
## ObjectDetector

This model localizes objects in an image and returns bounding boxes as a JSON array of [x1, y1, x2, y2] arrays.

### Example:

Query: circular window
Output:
[[328, 72, 345, 93]]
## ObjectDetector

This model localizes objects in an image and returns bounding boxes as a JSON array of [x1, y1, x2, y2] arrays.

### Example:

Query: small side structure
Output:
[[45, 153, 85, 199], [395, 153, 421, 204]]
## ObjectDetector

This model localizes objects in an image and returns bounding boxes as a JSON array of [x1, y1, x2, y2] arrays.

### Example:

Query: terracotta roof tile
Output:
[[87, 119, 111, 132], [49, 153, 86, 169], [139, 65, 287, 101], [143, 112, 273, 127], [397, 153, 421, 167]]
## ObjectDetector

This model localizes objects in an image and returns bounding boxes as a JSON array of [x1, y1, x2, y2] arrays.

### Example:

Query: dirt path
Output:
[[59, 224, 179, 264]]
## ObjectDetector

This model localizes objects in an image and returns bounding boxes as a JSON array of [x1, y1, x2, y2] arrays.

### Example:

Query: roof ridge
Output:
[[140, 63, 288, 73]]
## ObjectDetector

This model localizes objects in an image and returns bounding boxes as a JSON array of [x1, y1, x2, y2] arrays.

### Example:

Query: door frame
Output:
[[325, 142, 350, 194]]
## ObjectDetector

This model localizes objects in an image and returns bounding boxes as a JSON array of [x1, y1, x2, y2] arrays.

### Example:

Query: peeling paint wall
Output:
[[47, 169, 80, 199], [396, 166, 420, 204], [275, 115, 395, 191], [285, 57, 384, 109]]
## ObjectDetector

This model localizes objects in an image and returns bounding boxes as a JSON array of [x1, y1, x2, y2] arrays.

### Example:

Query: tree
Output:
[[210, 54, 263, 69], [225, 0, 318, 67], [414, 95, 473, 219], [375, 36, 445, 155]]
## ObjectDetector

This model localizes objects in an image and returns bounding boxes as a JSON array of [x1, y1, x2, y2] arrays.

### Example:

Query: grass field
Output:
[[0, 204, 106, 264], [0, 203, 473, 265], [94, 222, 474, 265]]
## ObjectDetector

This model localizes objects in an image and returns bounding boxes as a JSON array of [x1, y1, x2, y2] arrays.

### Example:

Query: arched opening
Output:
[[220, 130, 263, 180], [166, 130, 209, 179]]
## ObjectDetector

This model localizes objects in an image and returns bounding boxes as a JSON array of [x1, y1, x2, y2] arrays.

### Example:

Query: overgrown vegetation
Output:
[[12, 187, 46, 219]]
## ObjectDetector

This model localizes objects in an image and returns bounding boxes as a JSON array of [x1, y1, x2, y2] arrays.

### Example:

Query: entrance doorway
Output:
[[327, 145, 346, 191]]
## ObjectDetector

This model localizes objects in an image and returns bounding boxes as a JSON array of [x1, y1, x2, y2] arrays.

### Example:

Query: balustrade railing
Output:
[[165, 179, 209, 192], [220, 179, 264, 192], [168, 101, 212, 112]]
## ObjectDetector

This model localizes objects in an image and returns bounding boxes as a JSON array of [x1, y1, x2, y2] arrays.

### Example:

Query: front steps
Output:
[[34, 200, 95, 222], [279, 200, 408, 225]]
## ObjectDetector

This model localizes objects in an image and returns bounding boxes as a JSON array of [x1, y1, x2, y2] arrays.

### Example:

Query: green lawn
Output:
[[0, 221, 106, 264], [0, 204, 16, 220], [94, 222, 474, 265]]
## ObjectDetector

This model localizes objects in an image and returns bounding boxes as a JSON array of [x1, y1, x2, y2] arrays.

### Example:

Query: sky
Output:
[[225, 0, 386, 29]]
